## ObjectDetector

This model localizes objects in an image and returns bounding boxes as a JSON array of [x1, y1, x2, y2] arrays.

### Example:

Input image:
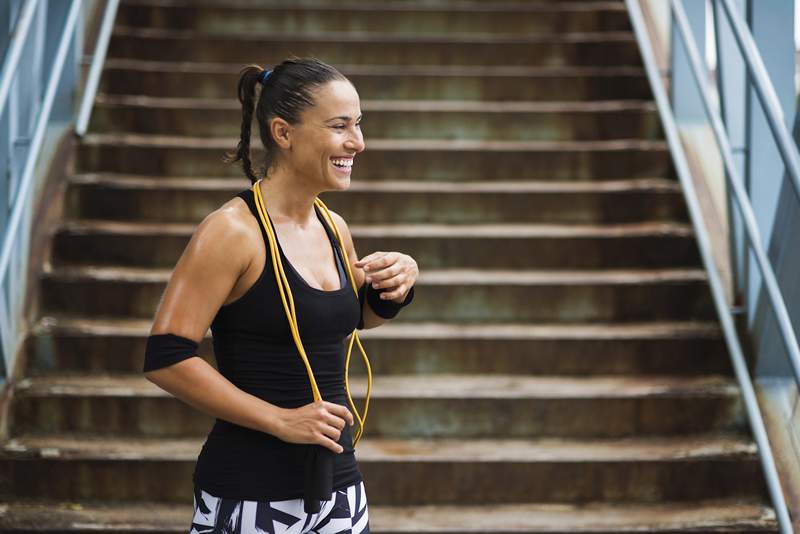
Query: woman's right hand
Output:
[[275, 400, 355, 453]]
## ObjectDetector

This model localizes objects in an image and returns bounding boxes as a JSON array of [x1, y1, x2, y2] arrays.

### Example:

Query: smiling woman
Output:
[[142, 57, 417, 534]]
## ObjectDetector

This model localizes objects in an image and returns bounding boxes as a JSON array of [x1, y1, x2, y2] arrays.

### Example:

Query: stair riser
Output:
[[11, 393, 742, 438], [0, 457, 765, 504], [116, 5, 631, 35], [100, 68, 653, 101], [40, 277, 716, 322], [77, 143, 672, 181], [26, 334, 732, 377], [65, 183, 688, 224], [52, 232, 701, 270], [90, 105, 662, 141], [108, 35, 642, 67]]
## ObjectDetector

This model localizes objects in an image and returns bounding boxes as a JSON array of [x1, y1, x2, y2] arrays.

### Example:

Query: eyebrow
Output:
[[325, 114, 363, 123]]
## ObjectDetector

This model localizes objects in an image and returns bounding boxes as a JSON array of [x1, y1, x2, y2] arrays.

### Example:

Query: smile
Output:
[[331, 157, 353, 169]]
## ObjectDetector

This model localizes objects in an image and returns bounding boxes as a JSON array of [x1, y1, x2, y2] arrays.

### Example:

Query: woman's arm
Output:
[[327, 210, 418, 330], [144, 206, 289, 435]]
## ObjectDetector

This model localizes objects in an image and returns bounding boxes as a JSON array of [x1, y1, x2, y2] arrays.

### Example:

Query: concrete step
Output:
[[53, 219, 700, 270], [10, 373, 743, 438], [0, 434, 766, 504], [77, 134, 671, 181], [0, 498, 777, 533], [100, 59, 653, 101], [39, 266, 715, 322], [64, 174, 687, 224], [90, 95, 663, 141], [26, 316, 732, 378], [116, 1, 632, 36], [107, 27, 642, 67]]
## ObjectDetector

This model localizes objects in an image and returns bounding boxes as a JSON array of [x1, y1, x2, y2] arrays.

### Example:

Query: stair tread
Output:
[[60, 219, 693, 239], [82, 133, 667, 150], [69, 172, 682, 192], [113, 25, 637, 44], [119, 0, 628, 15], [0, 498, 776, 532], [104, 57, 646, 77], [43, 265, 707, 283], [1, 433, 756, 461], [14, 373, 738, 399], [34, 315, 722, 339], [96, 93, 656, 113]]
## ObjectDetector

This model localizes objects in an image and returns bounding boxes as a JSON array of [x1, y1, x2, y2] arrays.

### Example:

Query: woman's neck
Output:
[[257, 168, 318, 226]]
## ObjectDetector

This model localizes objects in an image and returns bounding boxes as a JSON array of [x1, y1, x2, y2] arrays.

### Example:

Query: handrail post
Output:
[[712, 0, 749, 314]]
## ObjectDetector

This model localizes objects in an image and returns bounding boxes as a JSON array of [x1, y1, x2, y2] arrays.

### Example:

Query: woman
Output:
[[142, 57, 419, 534]]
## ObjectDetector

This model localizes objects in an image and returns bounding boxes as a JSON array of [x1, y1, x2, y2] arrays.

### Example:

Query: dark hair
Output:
[[223, 57, 348, 184]]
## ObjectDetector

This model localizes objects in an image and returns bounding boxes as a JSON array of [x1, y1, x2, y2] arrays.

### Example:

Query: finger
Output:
[[316, 432, 344, 454], [326, 401, 355, 427], [319, 422, 342, 442], [354, 251, 387, 268], [325, 410, 346, 431], [371, 272, 405, 290], [380, 284, 408, 301], [359, 252, 395, 272], [368, 262, 403, 280]]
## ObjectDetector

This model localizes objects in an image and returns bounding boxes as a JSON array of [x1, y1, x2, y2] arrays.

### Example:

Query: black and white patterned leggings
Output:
[[189, 480, 370, 534]]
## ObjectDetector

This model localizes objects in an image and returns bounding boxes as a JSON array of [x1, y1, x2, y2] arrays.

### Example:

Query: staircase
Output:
[[0, 0, 778, 531]]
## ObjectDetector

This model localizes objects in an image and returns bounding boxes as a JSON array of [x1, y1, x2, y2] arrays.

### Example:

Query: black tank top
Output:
[[192, 188, 364, 501]]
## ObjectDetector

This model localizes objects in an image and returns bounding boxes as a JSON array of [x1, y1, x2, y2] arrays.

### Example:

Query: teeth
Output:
[[332, 159, 353, 168]]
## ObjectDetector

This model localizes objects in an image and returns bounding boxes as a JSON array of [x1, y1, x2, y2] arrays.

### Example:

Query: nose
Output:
[[345, 126, 365, 153]]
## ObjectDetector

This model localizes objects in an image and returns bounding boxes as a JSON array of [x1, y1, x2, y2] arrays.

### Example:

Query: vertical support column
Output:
[[744, 0, 796, 325], [714, 0, 749, 310], [672, 0, 707, 123]]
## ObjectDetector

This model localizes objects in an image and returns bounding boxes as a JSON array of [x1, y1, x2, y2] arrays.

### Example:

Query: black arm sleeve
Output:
[[143, 333, 200, 373]]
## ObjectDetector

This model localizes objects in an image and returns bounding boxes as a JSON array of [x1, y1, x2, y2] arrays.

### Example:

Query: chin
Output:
[[328, 175, 351, 191]]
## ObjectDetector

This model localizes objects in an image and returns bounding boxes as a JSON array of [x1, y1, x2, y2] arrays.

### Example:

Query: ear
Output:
[[270, 117, 292, 150]]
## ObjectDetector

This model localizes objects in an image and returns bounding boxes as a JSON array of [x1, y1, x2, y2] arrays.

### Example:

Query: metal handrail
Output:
[[625, 0, 794, 531], [675, 2, 800, 391], [0, 0, 82, 376], [0, 0, 37, 119], [717, 0, 800, 206], [75, 0, 120, 137]]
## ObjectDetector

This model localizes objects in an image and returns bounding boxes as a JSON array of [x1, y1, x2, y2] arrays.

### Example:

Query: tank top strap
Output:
[[236, 189, 269, 243], [314, 203, 348, 285]]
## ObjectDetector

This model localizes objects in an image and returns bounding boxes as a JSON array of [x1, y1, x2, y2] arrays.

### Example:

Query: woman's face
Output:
[[277, 79, 365, 192]]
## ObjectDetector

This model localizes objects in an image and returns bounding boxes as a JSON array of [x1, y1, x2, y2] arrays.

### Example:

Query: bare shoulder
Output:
[[186, 196, 259, 267]]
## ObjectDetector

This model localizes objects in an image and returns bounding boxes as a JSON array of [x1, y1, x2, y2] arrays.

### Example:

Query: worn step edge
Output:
[[119, 0, 628, 15], [0, 498, 776, 532], [41, 265, 708, 285], [80, 133, 667, 151], [32, 315, 722, 340], [0, 434, 757, 462], [112, 25, 637, 44], [12, 373, 739, 399], [103, 58, 646, 77], [94, 94, 656, 113], [58, 219, 694, 239], [68, 173, 681, 192]]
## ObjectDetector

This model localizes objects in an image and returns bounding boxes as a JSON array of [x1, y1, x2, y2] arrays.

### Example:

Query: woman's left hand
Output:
[[355, 251, 418, 303]]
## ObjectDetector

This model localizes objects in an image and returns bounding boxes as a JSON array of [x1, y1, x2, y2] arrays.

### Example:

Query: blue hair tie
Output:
[[258, 69, 272, 85]]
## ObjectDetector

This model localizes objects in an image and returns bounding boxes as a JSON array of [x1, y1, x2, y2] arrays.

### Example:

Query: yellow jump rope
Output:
[[251, 179, 372, 447]]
